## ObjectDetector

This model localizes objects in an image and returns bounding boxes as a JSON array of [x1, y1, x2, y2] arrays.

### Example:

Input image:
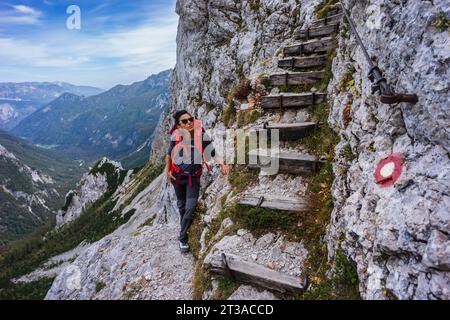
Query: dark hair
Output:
[[173, 110, 191, 124]]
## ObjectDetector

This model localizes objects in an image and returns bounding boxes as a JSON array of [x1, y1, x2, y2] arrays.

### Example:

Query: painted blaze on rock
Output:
[[374, 153, 403, 187]]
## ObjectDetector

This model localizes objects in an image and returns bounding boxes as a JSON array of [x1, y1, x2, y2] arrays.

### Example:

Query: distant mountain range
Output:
[[12, 69, 171, 168], [0, 82, 104, 130], [0, 130, 87, 245]]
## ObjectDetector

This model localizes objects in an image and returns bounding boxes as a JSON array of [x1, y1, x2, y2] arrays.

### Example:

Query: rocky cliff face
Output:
[[151, 0, 450, 300], [11, 0, 448, 300], [55, 158, 124, 227], [325, 0, 450, 300]]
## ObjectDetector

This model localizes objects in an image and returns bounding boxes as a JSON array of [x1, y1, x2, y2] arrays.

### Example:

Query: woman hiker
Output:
[[166, 110, 230, 253]]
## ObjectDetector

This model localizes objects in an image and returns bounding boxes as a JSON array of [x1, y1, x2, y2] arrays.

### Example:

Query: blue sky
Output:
[[0, 0, 178, 89]]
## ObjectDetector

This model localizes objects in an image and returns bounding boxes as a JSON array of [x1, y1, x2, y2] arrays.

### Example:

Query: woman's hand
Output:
[[166, 170, 176, 182], [220, 163, 230, 175], [165, 155, 176, 182]]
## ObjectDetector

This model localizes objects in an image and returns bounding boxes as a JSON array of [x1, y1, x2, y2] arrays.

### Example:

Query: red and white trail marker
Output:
[[373, 153, 404, 187]]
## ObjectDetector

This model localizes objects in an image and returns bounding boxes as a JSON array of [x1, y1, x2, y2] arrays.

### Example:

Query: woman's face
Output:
[[178, 113, 194, 132]]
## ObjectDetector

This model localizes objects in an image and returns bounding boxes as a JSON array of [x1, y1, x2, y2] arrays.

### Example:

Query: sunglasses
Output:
[[179, 117, 194, 125]]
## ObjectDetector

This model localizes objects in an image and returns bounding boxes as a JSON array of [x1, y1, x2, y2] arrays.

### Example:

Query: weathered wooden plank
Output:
[[238, 195, 309, 212], [247, 149, 324, 175], [295, 23, 340, 40], [283, 37, 333, 57], [261, 92, 327, 110], [270, 71, 324, 86], [206, 253, 308, 293], [310, 13, 343, 28], [264, 121, 319, 140], [278, 54, 328, 69]]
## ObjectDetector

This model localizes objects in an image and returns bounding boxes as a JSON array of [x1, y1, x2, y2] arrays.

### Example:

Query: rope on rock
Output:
[[340, 3, 418, 105]]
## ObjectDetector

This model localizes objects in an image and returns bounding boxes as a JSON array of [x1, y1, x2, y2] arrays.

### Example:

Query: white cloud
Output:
[[0, 11, 178, 87], [0, 38, 90, 67], [13, 5, 40, 15], [0, 1, 178, 87], [0, 4, 42, 25]]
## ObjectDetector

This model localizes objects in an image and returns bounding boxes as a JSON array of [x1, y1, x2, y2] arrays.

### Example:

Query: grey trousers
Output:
[[172, 176, 201, 244]]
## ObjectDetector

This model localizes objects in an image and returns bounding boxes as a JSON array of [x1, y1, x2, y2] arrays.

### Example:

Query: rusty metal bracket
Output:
[[341, 4, 418, 105]]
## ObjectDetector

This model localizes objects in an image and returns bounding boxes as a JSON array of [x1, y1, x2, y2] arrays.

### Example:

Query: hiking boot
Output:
[[179, 241, 190, 253]]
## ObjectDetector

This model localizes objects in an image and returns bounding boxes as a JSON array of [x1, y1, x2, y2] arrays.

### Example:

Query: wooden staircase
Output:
[[278, 54, 328, 69], [270, 70, 324, 86], [310, 12, 342, 28], [206, 253, 309, 293], [295, 23, 340, 40], [263, 121, 320, 140], [248, 149, 325, 175], [208, 2, 340, 294], [283, 37, 334, 56], [261, 92, 326, 110], [238, 195, 308, 212]]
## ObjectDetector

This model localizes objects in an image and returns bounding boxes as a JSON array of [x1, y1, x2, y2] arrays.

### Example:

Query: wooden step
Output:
[[310, 13, 343, 28], [283, 37, 333, 57], [263, 121, 320, 140], [206, 253, 309, 293], [278, 54, 327, 69], [261, 92, 327, 110], [248, 149, 325, 175], [295, 23, 340, 40], [238, 195, 308, 212], [270, 71, 324, 86]]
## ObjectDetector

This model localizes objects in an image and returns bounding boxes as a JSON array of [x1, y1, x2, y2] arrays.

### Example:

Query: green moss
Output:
[[302, 247, 360, 300], [343, 144, 356, 162], [368, 143, 376, 153], [228, 165, 258, 194], [338, 65, 357, 93], [433, 11, 449, 32], [258, 74, 271, 90], [221, 103, 236, 128], [231, 204, 301, 238], [291, 102, 339, 158], [213, 275, 239, 300], [95, 281, 106, 293], [314, 0, 339, 19], [236, 109, 262, 128], [236, 64, 244, 79], [192, 262, 212, 300], [187, 203, 207, 260], [316, 41, 338, 92], [132, 230, 141, 237], [340, 20, 350, 39], [139, 214, 156, 228], [249, 0, 260, 12], [204, 101, 216, 112]]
